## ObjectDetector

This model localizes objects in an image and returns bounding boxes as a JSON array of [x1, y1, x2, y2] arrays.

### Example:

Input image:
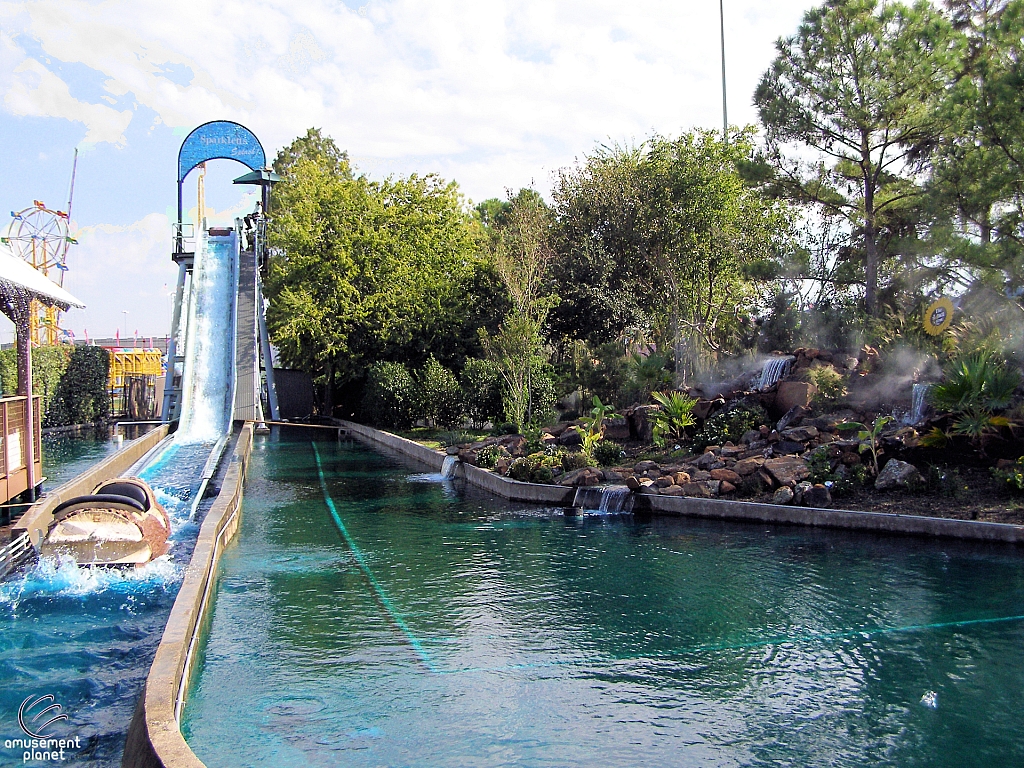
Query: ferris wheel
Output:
[[1, 201, 77, 345]]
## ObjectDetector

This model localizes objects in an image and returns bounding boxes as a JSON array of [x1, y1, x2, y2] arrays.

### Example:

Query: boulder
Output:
[[793, 481, 813, 505], [558, 429, 583, 447], [660, 485, 687, 496], [764, 456, 810, 487], [734, 457, 764, 476], [772, 486, 795, 505], [803, 484, 832, 507], [875, 459, 924, 491], [695, 452, 719, 469], [655, 475, 675, 488], [625, 475, 642, 491], [710, 468, 741, 484], [719, 480, 737, 494], [774, 440, 807, 456], [775, 382, 817, 414], [673, 472, 692, 485], [602, 470, 625, 483], [558, 468, 591, 486], [634, 460, 660, 473], [681, 482, 712, 498], [603, 417, 630, 441], [776, 405, 810, 432], [782, 426, 819, 442]]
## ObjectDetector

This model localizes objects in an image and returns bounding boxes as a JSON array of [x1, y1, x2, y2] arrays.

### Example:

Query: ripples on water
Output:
[[183, 436, 1024, 768]]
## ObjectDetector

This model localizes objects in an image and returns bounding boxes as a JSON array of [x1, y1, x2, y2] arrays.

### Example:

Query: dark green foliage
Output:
[[626, 353, 673, 404], [930, 351, 1019, 414], [992, 459, 1024, 495], [418, 356, 464, 430], [806, 447, 866, 497], [476, 444, 505, 469], [0, 345, 72, 419], [593, 440, 624, 466], [527, 360, 558, 427], [47, 346, 109, 426], [508, 451, 565, 483], [360, 361, 417, 429], [649, 391, 698, 447], [807, 365, 847, 410], [692, 404, 769, 451], [461, 358, 502, 428]]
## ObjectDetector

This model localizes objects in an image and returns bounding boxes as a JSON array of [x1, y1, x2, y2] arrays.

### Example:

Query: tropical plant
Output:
[[573, 395, 621, 458], [649, 391, 698, 447], [627, 353, 673, 404], [926, 351, 1019, 449], [837, 415, 894, 475]]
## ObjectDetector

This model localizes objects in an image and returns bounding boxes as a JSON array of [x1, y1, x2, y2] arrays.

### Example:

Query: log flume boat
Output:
[[40, 477, 170, 566]]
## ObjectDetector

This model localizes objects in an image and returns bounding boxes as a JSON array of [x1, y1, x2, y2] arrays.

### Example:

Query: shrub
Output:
[[418, 356, 464, 430], [693, 404, 769, 451], [461, 358, 502, 428], [508, 451, 564, 483], [46, 345, 109, 426], [992, 459, 1024, 495], [528, 360, 558, 426], [0, 345, 73, 419], [627, 353, 673, 404], [807, 365, 846, 410], [593, 440, 624, 466], [476, 444, 505, 469], [560, 450, 595, 471], [649, 391, 697, 447], [361, 361, 417, 429], [928, 351, 1020, 448]]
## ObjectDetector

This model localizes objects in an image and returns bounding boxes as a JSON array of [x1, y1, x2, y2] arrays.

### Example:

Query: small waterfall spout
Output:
[[757, 356, 795, 391], [570, 485, 634, 515], [902, 383, 933, 425], [440, 455, 460, 479]]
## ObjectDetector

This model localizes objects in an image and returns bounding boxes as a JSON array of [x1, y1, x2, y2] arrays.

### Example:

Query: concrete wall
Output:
[[638, 492, 1024, 544], [334, 420, 576, 505], [121, 423, 254, 768], [336, 420, 1024, 545], [13, 425, 170, 548]]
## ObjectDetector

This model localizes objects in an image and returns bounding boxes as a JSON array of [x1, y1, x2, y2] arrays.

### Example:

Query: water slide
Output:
[[133, 229, 239, 520]]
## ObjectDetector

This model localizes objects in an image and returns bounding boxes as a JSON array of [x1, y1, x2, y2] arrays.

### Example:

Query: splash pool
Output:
[[183, 433, 1024, 767]]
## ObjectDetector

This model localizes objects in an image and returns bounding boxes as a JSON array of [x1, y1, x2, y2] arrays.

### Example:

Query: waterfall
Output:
[[440, 455, 459, 479], [757, 356, 795, 391], [571, 485, 634, 514], [598, 486, 634, 514], [902, 383, 932, 425]]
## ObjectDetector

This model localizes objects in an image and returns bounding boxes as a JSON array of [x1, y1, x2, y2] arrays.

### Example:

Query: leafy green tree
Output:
[[460, 358, 502, 428], [481, 191, 556, 428], [755, 0, 960, 315], [46, 346, 109, 426], [551, 131, 791, 381], [360, 361, 416, 429], [267, 130, 489, 413]]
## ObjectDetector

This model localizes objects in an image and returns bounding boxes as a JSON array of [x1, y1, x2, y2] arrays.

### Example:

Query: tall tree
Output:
[[266, 130, 488, 413], [755, 0, 959, 315]]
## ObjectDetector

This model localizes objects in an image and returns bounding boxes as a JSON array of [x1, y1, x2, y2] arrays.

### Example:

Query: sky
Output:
[[0, 0, 820, 342]]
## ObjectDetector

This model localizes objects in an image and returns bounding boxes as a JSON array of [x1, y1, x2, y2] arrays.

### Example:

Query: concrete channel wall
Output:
[[122, 423, 254, 768], [13, 425, 170, 548], [336, 420, 1024, 545]]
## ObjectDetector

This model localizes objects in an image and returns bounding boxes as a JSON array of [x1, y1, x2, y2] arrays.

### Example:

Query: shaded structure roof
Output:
[[0, 243, 84, 314]]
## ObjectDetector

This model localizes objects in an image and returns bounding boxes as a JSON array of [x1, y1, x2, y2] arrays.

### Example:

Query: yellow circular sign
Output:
[[923, 297, 954, 336]]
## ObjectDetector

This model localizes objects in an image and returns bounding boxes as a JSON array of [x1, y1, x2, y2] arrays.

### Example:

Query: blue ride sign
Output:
[[178, 121, 266, 182]]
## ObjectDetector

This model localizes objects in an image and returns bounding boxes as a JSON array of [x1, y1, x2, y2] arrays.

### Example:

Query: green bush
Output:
[[593, 440, 624, 466], [992, 459, 1024, 495], [807, 364, 847, 410], [693, 404, 768, 451], [418, 356, 464, 429], [476, 444, 505, 469], [0, 345, 73, 417], [361, 361, 417, 429], [527, 360, 558, 426], [46, 345, 109, 426], [649, 391, 697, 447], [928, 351, 1020, 447], [508, 451, 564, 483], [460, 358, 502, 428]]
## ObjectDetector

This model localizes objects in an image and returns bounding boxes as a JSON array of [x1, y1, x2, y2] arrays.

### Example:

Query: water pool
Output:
[[184, 435, 1024, 767]]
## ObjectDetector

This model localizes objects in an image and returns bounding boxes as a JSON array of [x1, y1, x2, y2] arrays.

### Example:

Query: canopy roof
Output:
[[0, 243, 84, 311]]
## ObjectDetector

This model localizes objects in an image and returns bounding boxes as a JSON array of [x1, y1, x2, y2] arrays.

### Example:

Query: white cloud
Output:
[[3, 55, 132, 145], [59, 213, 178, 337], [0, 0, 816, 198]]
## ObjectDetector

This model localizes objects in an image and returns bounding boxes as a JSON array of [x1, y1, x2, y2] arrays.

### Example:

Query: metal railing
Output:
[[0, 531, 33, 580]]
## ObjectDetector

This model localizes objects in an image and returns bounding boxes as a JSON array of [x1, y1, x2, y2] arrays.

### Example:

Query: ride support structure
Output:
[[163, 120, 280, 425]]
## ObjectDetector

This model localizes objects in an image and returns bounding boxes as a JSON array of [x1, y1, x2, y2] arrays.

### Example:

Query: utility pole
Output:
[[720, 0, 728, 142]]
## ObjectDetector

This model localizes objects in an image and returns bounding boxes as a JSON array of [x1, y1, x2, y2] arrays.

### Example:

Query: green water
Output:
[[183, 433, 1024, 767]]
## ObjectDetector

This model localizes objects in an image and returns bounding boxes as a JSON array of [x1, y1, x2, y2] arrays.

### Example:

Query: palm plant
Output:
[[924, 351, 1020, 450], [649, 391, 697, 447]]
